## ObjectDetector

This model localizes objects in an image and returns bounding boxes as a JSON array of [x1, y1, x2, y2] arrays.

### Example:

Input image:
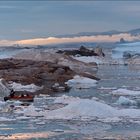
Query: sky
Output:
[[0, 1, 140, 40]]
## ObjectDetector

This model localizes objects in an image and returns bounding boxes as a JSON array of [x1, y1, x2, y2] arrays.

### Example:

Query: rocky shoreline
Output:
[[0, 57, 99, 96]]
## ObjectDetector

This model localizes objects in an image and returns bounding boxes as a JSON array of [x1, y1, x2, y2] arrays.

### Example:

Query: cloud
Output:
[[0, 40, 15, 46], [0, 33, 140, 47], [15, 33, 140, 46]]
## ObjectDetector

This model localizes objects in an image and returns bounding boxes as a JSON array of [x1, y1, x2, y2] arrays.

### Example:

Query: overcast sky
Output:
[[0, 1, 140, 40]]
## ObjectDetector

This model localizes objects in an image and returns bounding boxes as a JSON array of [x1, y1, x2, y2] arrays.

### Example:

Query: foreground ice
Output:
[[65, 75, 97, 89], [111, 88, 140, 96], [8, 82, 43, 92], [22, 95, 140, 121]]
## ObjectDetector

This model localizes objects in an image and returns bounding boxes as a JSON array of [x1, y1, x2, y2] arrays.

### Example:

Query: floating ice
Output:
[[24, 105, 43, 117], [73, 56, 103, 64], [65, 75, 97, 89], [99, 87, 117, 90], [112, 42, 140, 59], [9, 82, 43, 92], [22, 95, 140, 120], [111, 88, 140, 96], [116, 96, 136, 106], [0, 117, 16, 122]]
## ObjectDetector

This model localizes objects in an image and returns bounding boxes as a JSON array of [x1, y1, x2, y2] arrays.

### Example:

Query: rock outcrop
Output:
[[14, 50, 98, 74], [0, 58, 99, 95], [57, 46, 105, 57], [0, 58, 75, 94]]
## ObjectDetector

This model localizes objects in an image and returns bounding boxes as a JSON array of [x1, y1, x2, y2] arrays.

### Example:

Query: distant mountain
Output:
[[127, 28, 140, 36], [56, 28, 140, 38]]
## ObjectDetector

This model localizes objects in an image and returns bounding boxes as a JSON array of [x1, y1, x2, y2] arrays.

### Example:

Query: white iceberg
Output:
[[111, 88, 140, 96], [116, 96, 136, 106], [65, 75, 97, 89], [9, 82, 43, 92], [73, 56, 103, 64]]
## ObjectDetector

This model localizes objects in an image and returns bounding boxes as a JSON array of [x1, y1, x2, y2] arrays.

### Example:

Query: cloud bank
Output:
[[0, 33, 140, 46]]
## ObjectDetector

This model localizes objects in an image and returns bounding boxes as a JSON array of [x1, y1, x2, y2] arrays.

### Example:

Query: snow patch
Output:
[[65, 75, 97, 89]]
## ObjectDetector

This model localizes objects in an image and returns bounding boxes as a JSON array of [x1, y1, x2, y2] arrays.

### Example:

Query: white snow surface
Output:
[[9, 82, 43, 92], [23, 95, 140, 120], [65, 75, 97, 89], [111, 88, 140, 96]]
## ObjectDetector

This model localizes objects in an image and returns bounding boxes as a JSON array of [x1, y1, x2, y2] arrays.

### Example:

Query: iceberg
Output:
[[111, 88, 140, 96], [9, 82, 43, 92], [65, 75, 97, 89]]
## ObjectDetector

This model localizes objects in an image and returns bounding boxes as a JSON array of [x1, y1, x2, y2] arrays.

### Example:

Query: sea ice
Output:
[[24, 95, 140, 120], [65, 75, 97, 89], [116, 96, 136, 106], [8, 82, 43, 92], [73, 56, 103, 64], [111, 88, 140, 96]]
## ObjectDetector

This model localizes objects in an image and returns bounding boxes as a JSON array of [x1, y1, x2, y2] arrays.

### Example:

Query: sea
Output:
[[0, 42, 140, 139]]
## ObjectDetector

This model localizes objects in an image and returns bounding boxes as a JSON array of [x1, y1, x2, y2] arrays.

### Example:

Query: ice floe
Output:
[[73, 56, 103, 64], [65, 75, 97, 89], [8, 82, 43, 92], [23, 105, 44, 117], [116, 96, 136, 106], [73, 56, 125, 65], [22, 95, 140, 120], [111, 88, 140, 96]]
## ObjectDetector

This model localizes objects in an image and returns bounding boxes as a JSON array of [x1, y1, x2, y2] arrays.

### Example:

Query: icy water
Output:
[[0, 65, 140, 139]]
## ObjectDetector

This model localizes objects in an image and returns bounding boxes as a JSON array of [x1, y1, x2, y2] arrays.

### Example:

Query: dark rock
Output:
[[56, 46, 103, 56], [120, 38, 126, 43], [0, 58, 75, 95]]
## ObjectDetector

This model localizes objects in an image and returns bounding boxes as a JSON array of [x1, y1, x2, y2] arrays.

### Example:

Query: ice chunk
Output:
[[73, 56, 103, 64], [65, 75, 97, 89], [9, 82, 43, 92], [111, 88, 140, 96], [116, 96, 136, 106], [24, 105, 43, 117]]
